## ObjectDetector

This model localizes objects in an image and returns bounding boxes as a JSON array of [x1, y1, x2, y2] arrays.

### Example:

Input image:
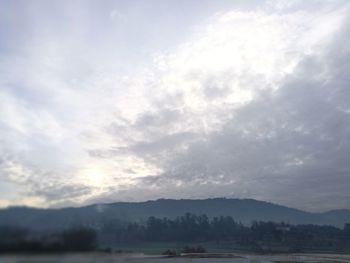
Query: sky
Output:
[[1, 0, 350, 212]]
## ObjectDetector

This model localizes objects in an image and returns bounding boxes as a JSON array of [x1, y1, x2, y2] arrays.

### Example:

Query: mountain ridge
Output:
[[0, 198, 349, 230]]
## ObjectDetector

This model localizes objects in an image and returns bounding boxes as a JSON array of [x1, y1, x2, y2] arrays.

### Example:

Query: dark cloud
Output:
[[134, 108, 181, 128], [130, 132, 197, 160]]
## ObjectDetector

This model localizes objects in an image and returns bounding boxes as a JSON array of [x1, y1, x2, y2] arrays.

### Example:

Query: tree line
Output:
[[1, 213, 350, 253], [100, 213, 350, 252]]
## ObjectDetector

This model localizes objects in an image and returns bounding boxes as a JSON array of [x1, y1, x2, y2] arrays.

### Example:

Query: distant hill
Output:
[[0, 198, 349, 231]]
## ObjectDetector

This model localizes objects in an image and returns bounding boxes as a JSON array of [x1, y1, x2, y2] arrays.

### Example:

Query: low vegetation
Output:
[[0, 226, 96, 253]]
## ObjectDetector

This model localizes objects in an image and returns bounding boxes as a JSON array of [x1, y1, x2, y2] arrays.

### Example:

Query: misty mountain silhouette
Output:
[[0, 198, 349, 231]]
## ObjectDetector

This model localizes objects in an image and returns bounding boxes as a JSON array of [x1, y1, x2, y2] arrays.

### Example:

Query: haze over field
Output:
[[1, 0, 350, 211]]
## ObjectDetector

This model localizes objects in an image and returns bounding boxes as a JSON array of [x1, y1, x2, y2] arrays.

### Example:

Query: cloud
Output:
[[132, 12, 350, 211], [0, 0, 349, 210], [106, 1, 349, 211]]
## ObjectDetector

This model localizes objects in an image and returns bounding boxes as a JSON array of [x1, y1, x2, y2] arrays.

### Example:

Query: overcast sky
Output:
[[1, 0, 350, 211]]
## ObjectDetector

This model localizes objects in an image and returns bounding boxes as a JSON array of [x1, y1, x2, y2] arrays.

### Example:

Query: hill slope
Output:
[[0, 198, 349, 230]]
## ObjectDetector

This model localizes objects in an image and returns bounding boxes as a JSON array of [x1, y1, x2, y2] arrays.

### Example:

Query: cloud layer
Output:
[[0, 0, 350, 211]]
